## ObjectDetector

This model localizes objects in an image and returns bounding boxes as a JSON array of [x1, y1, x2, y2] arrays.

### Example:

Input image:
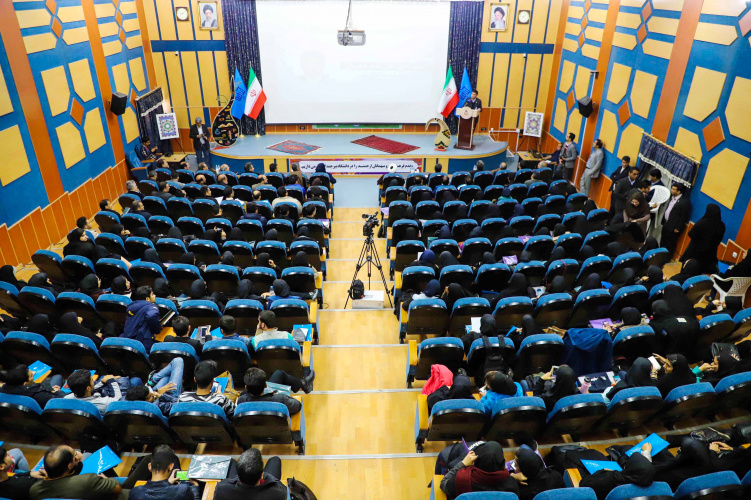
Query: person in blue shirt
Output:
[[128, 445, 198, 500], [121, 286, 162, 352], [479, 371, 523, 416], [240, 201, 268, 228]]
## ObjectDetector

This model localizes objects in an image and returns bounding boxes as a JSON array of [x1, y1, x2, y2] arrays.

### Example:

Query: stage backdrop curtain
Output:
[[222, 0, 265, 136], [637, 134, 698, 187], [445, 1, 483, 135], [135, 88, 173, 156]]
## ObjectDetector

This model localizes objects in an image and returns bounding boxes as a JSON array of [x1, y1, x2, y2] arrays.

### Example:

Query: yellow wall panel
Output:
[[726, 76, 751, 143], [701, 149, 747, 209], [537, 54, 554, 116], [519, 54, 542, 117], [529, 0, 549, 44], [142, 0, 160, 41], [0, 68, 14, 117], [111, 62, 131, 95], [62, 27, 90, 46], [152, 52, 171, 101], [545, 0, 562, 44], [607, 63, 632, 104], [122, 107, 140, 143], [568, 6, 584, 19], [102, 40, 122, 56], [98, 22, 119, 38], [215, 51, 231, 100], [513, 0, 533, 44], [489, 54, 509, 108], [197, 51, 219, 107], [617, 124, 644, 161], [574, 66, 590, 100], [122, 18, 140, 33], [120, 1, 138, 15], [476, 53, 493, 107], [57, 6, 85, 23], [562, 37, 579, 53], [40, 66, 70, 117], [156, 0, 177, 41], [180, 51, 204, 124], [56, 122, 85, 169], [616, 12, 641, 29], [701, 0, 746, 16], [585, 26, 604, 42], [125, 36, 143, 50], [69, 59, 96, 102], [621, 0, 646, 5], [565, 22, 581, 37], [95, 3, 115, 18], [653, 0, 684, 10], [612, 33, 637, 50], [568, 108, 583, 142], [587, 8, 608, 23], [23, 33, 58, 54], [163, 52, 189, 127], [694, 23, 738, 45], [647, 17, 679, 36], [211, 0, 225, 41], [0, 126, 31, 186], [15, 9, 51, 29], [673, 127, 703, 161], [84, 108, 107, 153], [598, 110, 619, 153], [642, 39, 673, 59], [129, 57, 147, 91], [502, 54, 525, 128], [630, 71, 658, 118], [174, 0, 194, 41], [581, 44, 600, 60], [553, 98, 567, 132], [559, 60, 575, 93], [683, 66, 726, 122]]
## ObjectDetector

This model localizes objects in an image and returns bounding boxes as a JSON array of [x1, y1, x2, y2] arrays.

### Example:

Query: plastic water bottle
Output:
[[580, 377, 591, 394]]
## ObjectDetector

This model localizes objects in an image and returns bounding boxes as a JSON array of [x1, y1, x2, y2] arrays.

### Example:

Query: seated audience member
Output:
[[238, 367, 313, 413], [170, 171, 184, 188], [63, 228, 104, 263], [59, 311, 104, 347], [243, 162, 255, 173], [680, 203, 725, 274], [126, 180, 144, 200], [77, 217, 99, 239], [129, 445, 198, 500], [126, 382, 179, 417], [0, 446, 45, 500], [580, 450, 656, 500], [78, 274, 105, 301], [440, 442, 521, 499], [250, 311, 294, 350], [426, 371, 473, 414], [604, 357, 656, 400], [526, 365, 579, 412], [654, 353, 697, 398], [215, 449, 287, 500], [314, 163, 336, 184], [155, 182, 173, 203], [27, 273, 59, 298], [99, 199, 119, 215], [514, 447, 565, 500], [217, 315, 247, 344], [480, 371, 523, 416], [261, 279, 311, 307], [29, 445, 123, 500], [65, 369, 140, 413], [177, 360, 235, 418], [25, 313, 55, 340], [164, 315, 202, 354], [272, 186, 303, 213], [0, 364, 64, 408], [122, 286, 161, 352], [240, 202, 268, 227]]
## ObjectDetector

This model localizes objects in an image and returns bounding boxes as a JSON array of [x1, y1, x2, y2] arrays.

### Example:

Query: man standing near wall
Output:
[[580, 139, 604, 197], [190, 117, 212, 169], [560, 132, 578, 182]]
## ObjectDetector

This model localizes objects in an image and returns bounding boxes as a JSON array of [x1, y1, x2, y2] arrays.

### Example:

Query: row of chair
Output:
[[155, 168, 332, 191], [380, 168, 554, 197]]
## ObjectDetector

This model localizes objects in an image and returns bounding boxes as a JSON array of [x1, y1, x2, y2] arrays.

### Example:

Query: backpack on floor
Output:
[[349, 279, 365, 300], [288, 477, 318, 500], [482, 335, 506, 376]]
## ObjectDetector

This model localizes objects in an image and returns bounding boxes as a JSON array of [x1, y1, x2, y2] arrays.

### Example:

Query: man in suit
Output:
[[610, 166, 640, 217], [579, 138, 604, 197], [155, 182, 173, 203], [608, 155, 631, 193], [560, 132, 578, 181], [660, 183, 690, 256], [464, 90, 482, 112], [189, 117, 212, 168]]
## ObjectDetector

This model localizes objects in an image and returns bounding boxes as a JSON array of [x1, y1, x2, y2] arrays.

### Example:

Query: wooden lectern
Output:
[[454, 107, 479, 150]]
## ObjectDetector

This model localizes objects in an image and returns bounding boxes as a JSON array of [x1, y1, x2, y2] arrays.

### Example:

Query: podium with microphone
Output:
[[454, 106, 479, 150]]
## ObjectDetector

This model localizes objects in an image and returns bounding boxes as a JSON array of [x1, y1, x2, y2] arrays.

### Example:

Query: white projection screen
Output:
[[256, 1, 451, 124]]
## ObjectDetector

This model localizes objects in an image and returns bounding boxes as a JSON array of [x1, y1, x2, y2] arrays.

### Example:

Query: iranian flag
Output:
[[437, 67, 459, 118], [244, 67, 266, 119]]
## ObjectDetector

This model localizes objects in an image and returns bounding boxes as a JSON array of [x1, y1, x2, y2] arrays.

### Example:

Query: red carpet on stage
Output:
[[351, 135, 420, 154]]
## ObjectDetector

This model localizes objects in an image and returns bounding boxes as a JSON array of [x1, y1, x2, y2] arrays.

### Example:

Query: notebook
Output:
[[589, 318, 614, 330], [187, 455, 232, 480], [264, 382, 292, 396], [292, 324, 313, 342], [28, 361, 52, 383], [626, 433, 670, 457], [80, 446, 122, 475], [582, 460, 622, 474]]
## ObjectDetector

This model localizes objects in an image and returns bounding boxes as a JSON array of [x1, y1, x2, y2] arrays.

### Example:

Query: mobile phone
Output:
[[175, 470, 188, 481], [648, 356, 661, 371]]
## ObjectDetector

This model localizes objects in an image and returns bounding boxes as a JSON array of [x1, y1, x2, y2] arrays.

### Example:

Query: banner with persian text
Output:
[[293, 159, 422, 174]]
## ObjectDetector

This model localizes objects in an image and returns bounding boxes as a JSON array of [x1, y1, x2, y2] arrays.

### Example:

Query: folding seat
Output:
[[290, 241, 323, 273], [192, 199, 219, 223], [243, 266, 278, 295], [509, 215, 535, 236], [524, 235, 554, 261], [494, 296, 534, 330], [118, 193, 140, 210], [202, 264, 239, 295], [483, 185, 505, 202], [522, 197, 543, 217], [414, 398, 487, 452], [389, 219, 420, 257], [138, 179, 159, 196], [208, 183, 227, 197], [257, 199, 275, 219], [409, 186, 433, 206], [281, 267, 317, 296], [166, 197, 193, 221], [121, 216, 151, 241], [439, 265, 474, 289], [148, 215, 175, 236], [480, 217, 507, 243], [649, 382, 716, 426], [104, 400, 174, 446], [176, 216, 205, 238], [474, 263, 511, 292], [575, 256, 612, 285], [450, 171, 472, 187], [473, 171, 494, 190], [273, 202, 300, 223], [406, 338, 465, 387], [534, 293, 573, 328], [422, 219, 449, 244], [142, 196, 168, 217], [296, 219, 326, 249], [466, 337, 516, 380], [515, 260, 546, 286], [253, 338, 311, 378], [155, 238, 187, 264], [673, 471, 742, 500], [256, 241, 288, 268], [181, 183, 202, 199], [514, 334, 565, 380], [94, 258, 130, 287], [643, 247, 671, 269], [99, 337, 152, 378], [400, 298, 448, 343], [51, 334, 108, 374], [18, 286, 57, 318], [603, 482, 673, 500], [205, 217, 234, 238], [161, 264, 199, 295], [460, 237, 492, 266], [261, 171, 282, 188], [698, 314, 735, 346], [43, 399, 109, 451], [513, 170, 533, 185], [381, 173, 404, 191], [96, 233, 127, 257], [232, 184, 254, 202], [729, 308, 751, 340], [236, 219, 264, 243], [0, 282, 26, 318], [416, 200, 440, 220], [447, 297, 491, 337], [713, 371, 751, 413], [285, 185, 305, 205], [544, 393, 607, 438], [609, 285, 649, 318], [384, 186, 408, 207], [596, 386, 662, 434], [96, 294, 131, 325], [527, 181, 548, 198], [493, 170, 512, 185], [683, 275, 714, 304], [562, 211, 584, 232], [189, 239, 221, 265], [224, 299, 264, 335], [392, 240, 425, 278], [149, 342, 199, 386], [180, 299, 223, 329], [468, 200, 490, 223], [498, 199, 518, 219], [494, 237, 524, 260], [0, 393, 52, 439], [154, 167, 172, 182], [169, 402, 236, 446], [648, 280, 680, 306], [155, 297, 177, 319], [32, 250, 67, 284], [534, 167, 554, 183], [587, 208, 611, 231], [94, 211, 120, 233], [442, 200, 467, 223], [129, 262, 166, 288], [567, 289, 611, 328], [222, 240, 255, 268], [451, 219, 478, 242], [429, 238, 460, 258], [198, 170, 218, 184], [544, 194, 566, 215], [4, 331, 61, 370], [567, 192, 588, 211], [607, 252, 644, 285], [56, 292, 104, 328], [220, 199, 245, 224], [534, 214, 561, 234], [612, 325, 657, 364], [508, 183, 527, 202], [234, 401, 306, 454], [459, 185, 481, 204], [177, 168, 196, 183], [554, 232, 584, 258], [582, 230, 612, 255], [545, 259, 580, 290], [270, 299, 311, 335], [400, 266, 435, 294], [428, 172, 446, 190], [482, 396, 547, 443]]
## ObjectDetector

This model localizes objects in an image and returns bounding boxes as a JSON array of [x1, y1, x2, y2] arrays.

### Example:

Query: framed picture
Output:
[[197, 1, 219, 30], [175, 6, 190, 22], [489, 3, 510, 32], [523, 112, 544, 138], [517, 10, 531, 24]]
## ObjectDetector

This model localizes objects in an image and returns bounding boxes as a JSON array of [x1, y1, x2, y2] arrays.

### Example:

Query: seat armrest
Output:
[[308, 301, 318, 324], [395, 271, 402, 290], [431, 475, 447, 500], [409, 340, 418, 369], [157, 327, 174, 343], [566, 468, 582, 487], [289, 396, 302, 432], [302, 341, 312, 368], [418, 394, 429, 432]]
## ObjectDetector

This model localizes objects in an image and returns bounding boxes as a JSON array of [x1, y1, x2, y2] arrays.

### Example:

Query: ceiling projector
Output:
[[337, 29, 365, 46]]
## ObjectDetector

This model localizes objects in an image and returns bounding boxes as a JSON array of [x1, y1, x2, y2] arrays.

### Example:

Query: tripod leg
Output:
[[367, 235, 393, 307], [344, 235, 372, 309]]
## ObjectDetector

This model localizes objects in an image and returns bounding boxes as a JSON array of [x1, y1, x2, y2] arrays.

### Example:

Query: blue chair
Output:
[[515, 261, 546, 287], [451, 218, 478, 242], [568, 289, 613, 328], [545, 259, 580, 290], [603, 482, 672, 500], [435, 187, 458, 209], [166, 197, 193, 221], [384, 186, 407, 207], [713, 371, 751, 412], [472, 171, 494, 190], [118, 192, 140, 210], [124, 236, 154, 260], [204, 264, 240, 295], [468, 200, 491, 223], [256, 200, 274, 220], [392, 240, 427, 279], [508, 183, 527, 202], [176, 216, 205, 238], [180, 299, 223, 329], [422, 219, 449, 245], [387, 200, 413, 226], [451, 171, 472, 188], [0, 281, 26, 317], [643, 247, 671, 269], [148, 215, 175, 236], [94, 258, 130, 287], [522, 197, 543, 218], [415, 200, 440, 220], [225, 299, 264, 335], [142, 196, 168, 217], [96, 294, 131, 325], [609, 285, 649, 317], [447, 298, 491, 337], [188, 239, 221, 265], [730, 308, 751, 340], [267, 219, 295, 247], [155, 237, 188, 263], [269, 299, 311, 337], [253, 338, 307, 379], [673, 471, 742, 500], [466, 337, 516, 383], [220, 199, 245, 224], [99, 337, 152, 379], [439, 265, 474, 289], [177, 169, 196, 183], [587, 208, 611, 231], [544, 393, 607, 438], [461, 237, 492, 267], [562, 212, 585, 233], [32, 250, 67, 283], [474, 263, 511, 292], [401, 298, 449, 343], [400, 266, 435, 294], [234, 401, 306, 454], [290, 241, 323, 273], [165, 263, 203, 295], [243, 267, 278, 295], [494, 237, 524, 260], [407, 337, 465, 387], [282, 267, 317, 294], [94, 210, 120, 233], [193, 199, 220, 223], [510, 215, 535, 236], [42, 399, 108, 450], [129, 262, 166, 288], [96, 233, 127, 257], [138, 179, 159, 196], [236, 219, 264, 243], [527, 181, 548, 198], [648, 280, 681, 305], [429, 239, 460, 259], [17, 286, 56, 318], [650, 383, 715, 425], [415, 399, 487, 453], [4, 331, 60, 370], [613, 326, 657, 364], [698, 313, 735, 346], [567, 192, 588, 211], [255, 241, 287, 269], [202, 339, 251, 383], [497, 199, 518, 219], [169, 402, 236, 446], [480, 217, 507, 244], [483, 185, 505, 203], [596, 386, 662, 433], [149, 342, 199, 386], [494, 296, 534, 330], [410, 186, 434, 206], [534, 214, 561, 235], [265, 172, 284, 188], [608, 252, 644, 285], [302, 200, 327, 219], [683, 275, 714, 304], [554, 232, 584, 258], [51, 334, 108, 374], [582, 230, 612, 255], [155, 297, 177, 319], [544, 194, 566, 215], [483, 396, 547, 443], [103, 400, 174, 446], [391, 219, 421, 255], [524, 235, 555, 261], [296, 219, 326, 249], [514, 334, 564, 380], [534, 293, 573, 328], [0, 393, 51, 439], [575, 256, 612, 285], [536, 489, 597, 500]]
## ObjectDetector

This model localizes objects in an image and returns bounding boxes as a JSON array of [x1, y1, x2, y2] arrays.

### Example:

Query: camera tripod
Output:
[[344, 231, 393, 309]]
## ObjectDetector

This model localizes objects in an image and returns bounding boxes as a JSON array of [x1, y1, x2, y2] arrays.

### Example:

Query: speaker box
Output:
[[110, 92, 127, 116], [577, 96, 594, 118]]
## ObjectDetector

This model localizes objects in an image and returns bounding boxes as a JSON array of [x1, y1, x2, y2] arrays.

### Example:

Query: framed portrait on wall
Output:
[[489, 4, 510, 32], [198, 1, 219, 30]]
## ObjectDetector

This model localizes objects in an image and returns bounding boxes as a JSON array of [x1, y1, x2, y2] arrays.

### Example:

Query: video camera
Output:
[[362, 212, 380, 236]]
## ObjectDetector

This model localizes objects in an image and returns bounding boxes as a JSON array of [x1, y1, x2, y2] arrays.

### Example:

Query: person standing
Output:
[[609, 156, 631, 192], [189, 117, 212, 168], [659, 183, 690, 257], [610, 166, 640, 218], [463, 90, 482, 113], [579, 139, 604, 197], [681, 203, 724, 273], [560, 132, 578, 181]]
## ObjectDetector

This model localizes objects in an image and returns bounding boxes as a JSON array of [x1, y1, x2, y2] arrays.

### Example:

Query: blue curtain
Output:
[[222, 0, 265, 136], [637, 134, 698, 187], [445, 1, 483, 134], [135, 88, 173, 156]]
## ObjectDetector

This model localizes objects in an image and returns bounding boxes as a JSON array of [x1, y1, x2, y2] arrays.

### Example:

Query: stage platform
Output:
[[210, 133, 513, 174]]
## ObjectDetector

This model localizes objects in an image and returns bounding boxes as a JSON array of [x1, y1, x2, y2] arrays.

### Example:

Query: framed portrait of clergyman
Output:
[[198, 1, 219, 30], [489, 4, 510, 32]]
